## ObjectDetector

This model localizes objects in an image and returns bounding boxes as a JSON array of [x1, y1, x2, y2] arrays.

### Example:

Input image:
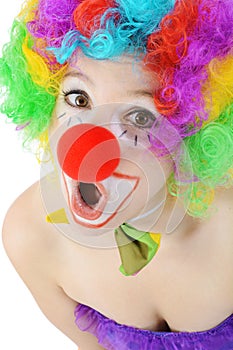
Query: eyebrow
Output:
[[126, 89, 154, 98], [63, 71, 95, 86], [63, 71, 154, 98]]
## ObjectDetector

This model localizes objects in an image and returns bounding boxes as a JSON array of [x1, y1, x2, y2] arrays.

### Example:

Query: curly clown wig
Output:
[[0, 0, 233, 218]]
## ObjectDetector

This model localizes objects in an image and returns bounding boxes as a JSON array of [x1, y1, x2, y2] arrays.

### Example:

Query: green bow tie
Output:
[[46, 209, 161, 277], [115, 223, 161, 276]]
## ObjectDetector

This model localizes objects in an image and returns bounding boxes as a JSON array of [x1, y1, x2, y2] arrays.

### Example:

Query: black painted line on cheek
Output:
[[75, 115, 83, 123], [57, 112, 66, 119], [119, 130, 128, 138], [67, 117, 72, 127]]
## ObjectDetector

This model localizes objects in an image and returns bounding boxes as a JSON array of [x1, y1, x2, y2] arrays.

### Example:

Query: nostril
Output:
[[79, 182, 102, 206]]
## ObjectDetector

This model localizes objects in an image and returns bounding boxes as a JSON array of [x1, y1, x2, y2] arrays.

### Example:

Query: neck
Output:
[[125, 187, 198, 239]]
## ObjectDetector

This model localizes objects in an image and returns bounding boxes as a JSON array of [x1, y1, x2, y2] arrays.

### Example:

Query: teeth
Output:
[[79, 182, 102, 207]]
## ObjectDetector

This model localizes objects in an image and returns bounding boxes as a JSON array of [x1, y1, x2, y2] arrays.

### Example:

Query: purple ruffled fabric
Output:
[[74, 303, 233, 350]]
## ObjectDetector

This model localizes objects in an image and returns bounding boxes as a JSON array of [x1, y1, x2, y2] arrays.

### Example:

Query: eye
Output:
[[124, 108, 157, 129], [63, 89, 90, 108]]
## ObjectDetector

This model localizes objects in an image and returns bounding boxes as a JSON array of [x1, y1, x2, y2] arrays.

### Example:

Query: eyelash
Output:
[[61, 89, 156, 146], [118, 111, 155, 146], [124, 109, 156, 130], [62, 89, 91, 109]]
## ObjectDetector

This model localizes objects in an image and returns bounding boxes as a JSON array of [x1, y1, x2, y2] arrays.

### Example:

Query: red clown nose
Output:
[[57, 124, 120, 183]]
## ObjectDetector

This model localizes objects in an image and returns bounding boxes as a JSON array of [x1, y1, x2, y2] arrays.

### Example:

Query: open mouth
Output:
[[61, 172, 139, 228], [72, 181, 107, 220]]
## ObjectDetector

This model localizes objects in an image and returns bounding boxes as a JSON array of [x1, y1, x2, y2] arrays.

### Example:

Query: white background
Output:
[[0, 1, 75, 349]]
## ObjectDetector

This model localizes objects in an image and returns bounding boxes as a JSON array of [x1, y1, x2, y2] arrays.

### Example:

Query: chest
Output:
[[58, 227, 233, 332]]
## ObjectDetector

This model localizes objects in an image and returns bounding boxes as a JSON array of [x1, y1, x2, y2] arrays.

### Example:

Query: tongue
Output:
[[79, 182, 102, 207]]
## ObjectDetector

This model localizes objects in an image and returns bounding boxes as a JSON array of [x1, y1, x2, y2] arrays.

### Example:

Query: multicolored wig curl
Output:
[[0, 0, 233, 217]]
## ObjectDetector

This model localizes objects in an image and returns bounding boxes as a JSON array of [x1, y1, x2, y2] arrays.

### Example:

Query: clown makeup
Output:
[[2, 0, 233, 225], [53, 53, 159, 130], [44, 53, 173, 242]]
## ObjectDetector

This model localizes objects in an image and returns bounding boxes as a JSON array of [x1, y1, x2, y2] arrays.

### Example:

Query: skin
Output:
[[2, 54, 233, 350]]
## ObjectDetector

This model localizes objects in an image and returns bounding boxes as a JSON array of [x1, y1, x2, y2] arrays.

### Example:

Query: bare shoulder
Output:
[[2, 182, 105, 349], [2, 181, 62, 304], [2, 181, 54, 269]]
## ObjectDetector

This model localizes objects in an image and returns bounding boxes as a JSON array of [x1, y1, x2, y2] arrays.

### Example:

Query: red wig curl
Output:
[[145, 0, 200, 116], [73, 0, 117, 38]]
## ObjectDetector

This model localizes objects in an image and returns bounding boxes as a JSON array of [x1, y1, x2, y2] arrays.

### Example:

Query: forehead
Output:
[[65, 52, 158, 90]]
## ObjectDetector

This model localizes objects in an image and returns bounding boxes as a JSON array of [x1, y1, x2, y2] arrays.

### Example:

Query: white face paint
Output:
[[40, 54, 174, 248]]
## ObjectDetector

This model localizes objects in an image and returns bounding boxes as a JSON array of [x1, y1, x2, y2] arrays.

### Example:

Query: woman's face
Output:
[[47, 52, 172, 233]]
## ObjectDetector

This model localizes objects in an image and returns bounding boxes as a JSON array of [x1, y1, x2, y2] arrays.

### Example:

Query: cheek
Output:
[[49, 108, 84, 139], [156, 155, 173, 180], [111, 123, 152, 148], [48, 101, 63, 136], [119, 146, 169, 199]]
